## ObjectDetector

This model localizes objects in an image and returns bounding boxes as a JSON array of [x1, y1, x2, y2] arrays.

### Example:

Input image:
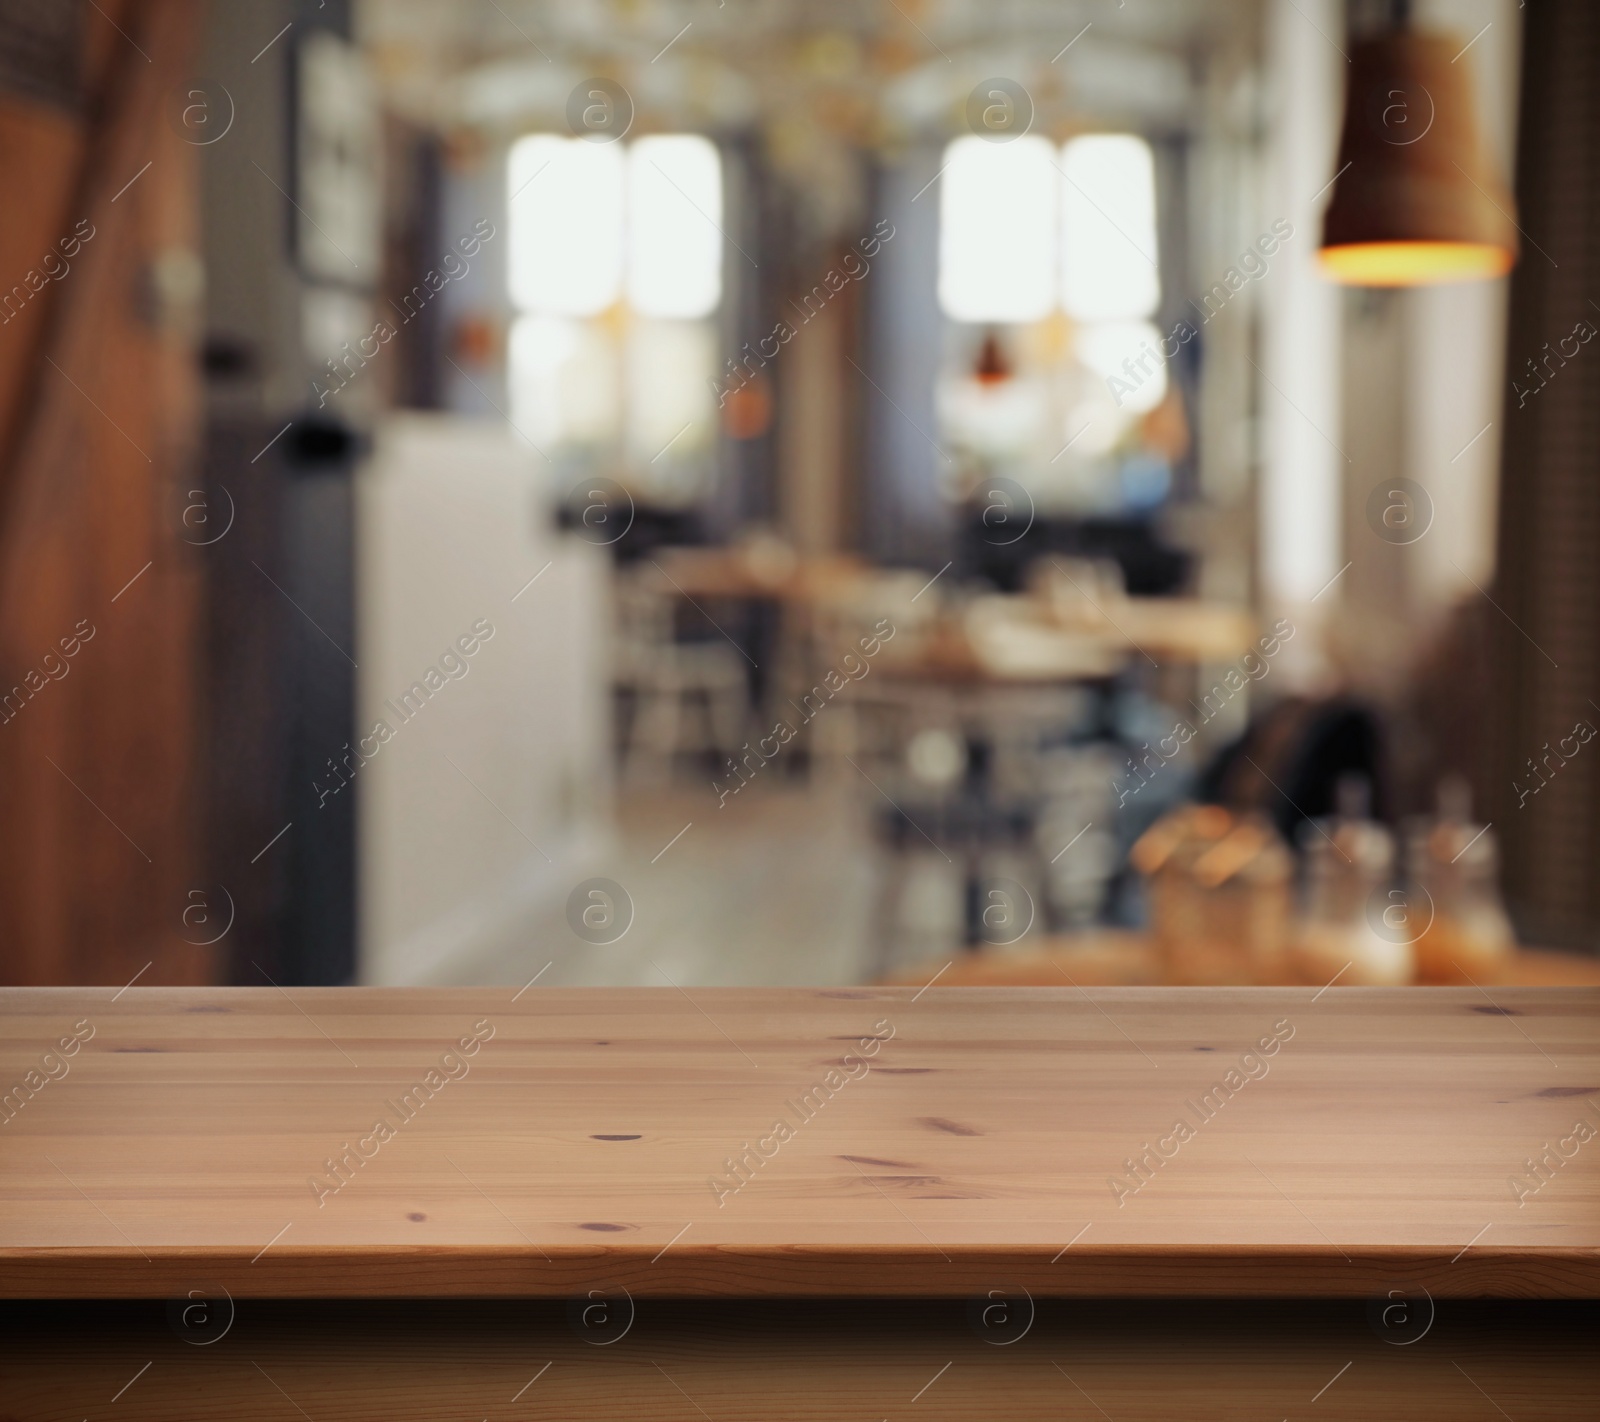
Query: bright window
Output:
[[509, 315, 619, 449], [626, 135, 723, 319], [936, 132, 1160, 325], [1077, 320, 1167, 414], [1060, 134, 1160, 322], [625, 319, 716, 466], [507, 136, 625, 318], [938, 135, 1058, 324], [507, 134, 723, 495], [935, 133, 1170, 506], [508, 133, 723, 321]]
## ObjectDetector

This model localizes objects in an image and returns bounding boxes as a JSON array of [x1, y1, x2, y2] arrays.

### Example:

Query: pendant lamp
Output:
[[1318, 26, 1518, 286]]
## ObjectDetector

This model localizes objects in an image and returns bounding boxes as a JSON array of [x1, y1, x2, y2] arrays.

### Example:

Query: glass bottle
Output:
[[1294, 777, 1413, 985], [1406, 777, 1515, 984]]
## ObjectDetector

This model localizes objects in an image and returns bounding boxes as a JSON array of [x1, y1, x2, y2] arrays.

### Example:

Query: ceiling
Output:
[[355, 0, 1265, 137]]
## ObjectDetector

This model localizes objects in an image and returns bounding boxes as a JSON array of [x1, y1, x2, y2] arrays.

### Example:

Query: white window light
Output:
[[1059, 133, 1160, 323], [1077, 319, 1168, 414], [625, 319, 716, 468], [509, 314, 619, 449], [627, 135, 723, 320], [507, 133, 723, 321], [938, 134, 1058, 324], [507, 135, 625, 317]]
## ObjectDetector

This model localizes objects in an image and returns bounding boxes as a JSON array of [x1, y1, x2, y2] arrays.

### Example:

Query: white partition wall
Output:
[[1258, 0, 1344, 674], [356, 414, 612, 984]]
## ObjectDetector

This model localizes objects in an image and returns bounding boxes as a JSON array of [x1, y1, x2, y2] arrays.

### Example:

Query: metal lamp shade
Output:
[[1319, 30, 1518, 286]]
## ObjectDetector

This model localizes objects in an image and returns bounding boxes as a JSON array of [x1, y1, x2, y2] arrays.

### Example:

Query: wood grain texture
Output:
[[3, 1299, 1597, 1421], [1, 987, 1597, 1298], [0, 0, 210, 988]]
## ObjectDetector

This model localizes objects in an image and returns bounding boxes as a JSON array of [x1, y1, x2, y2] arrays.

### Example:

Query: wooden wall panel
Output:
[[1490, 0, 1600, 950], [0, 0, 212, 985]]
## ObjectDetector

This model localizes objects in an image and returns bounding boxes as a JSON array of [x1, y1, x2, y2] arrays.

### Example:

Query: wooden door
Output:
[[0, 0, 212, 985]]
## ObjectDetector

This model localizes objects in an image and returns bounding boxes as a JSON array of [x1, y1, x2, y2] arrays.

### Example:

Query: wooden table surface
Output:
[[2, 987, 1597, 1299]]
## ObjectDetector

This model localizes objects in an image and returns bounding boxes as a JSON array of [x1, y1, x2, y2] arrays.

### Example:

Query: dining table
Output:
[[2, 984, 1595, 1418]]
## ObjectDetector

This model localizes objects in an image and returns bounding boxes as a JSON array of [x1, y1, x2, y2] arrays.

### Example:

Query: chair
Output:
[[794, 569, 938, 783], [612, 566, 749, 785]]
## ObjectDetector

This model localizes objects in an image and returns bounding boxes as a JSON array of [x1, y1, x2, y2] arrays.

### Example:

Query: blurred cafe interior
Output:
[[2, 0, 1600, 992]]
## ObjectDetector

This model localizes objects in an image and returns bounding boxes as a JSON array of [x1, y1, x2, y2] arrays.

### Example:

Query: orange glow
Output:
[[1317, 241, 1514, 286]]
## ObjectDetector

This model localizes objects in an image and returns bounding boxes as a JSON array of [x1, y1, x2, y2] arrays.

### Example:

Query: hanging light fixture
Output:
[[1318, 21, 1518, 286]]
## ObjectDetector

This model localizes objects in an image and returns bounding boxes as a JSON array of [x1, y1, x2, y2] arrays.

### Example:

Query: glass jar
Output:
[[1405, 780, 1515, 984], [1294, 787, 1412, 986], [1136, 805, 1293, 984]]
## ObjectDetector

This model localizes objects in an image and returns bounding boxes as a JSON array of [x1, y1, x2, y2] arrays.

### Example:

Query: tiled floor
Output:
[[443, 781, 893, 989]]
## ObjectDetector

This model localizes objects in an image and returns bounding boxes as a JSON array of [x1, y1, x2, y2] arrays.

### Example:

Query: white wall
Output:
[[1407, 0, 1520, 609], [356, 414, 612, 984], [1258, 0, 1344, 681]]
